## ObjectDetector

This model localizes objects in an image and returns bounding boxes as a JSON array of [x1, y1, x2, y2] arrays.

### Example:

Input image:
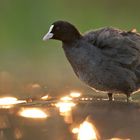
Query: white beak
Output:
[[43, 25, 54, 41]]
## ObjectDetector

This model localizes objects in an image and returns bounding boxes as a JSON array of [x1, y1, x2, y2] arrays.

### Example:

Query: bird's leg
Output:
[[108, 93, 113, 101], [126, 94, 132, 102]]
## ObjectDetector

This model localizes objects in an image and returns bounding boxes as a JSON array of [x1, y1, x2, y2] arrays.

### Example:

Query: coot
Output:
[[43, 20, 140, 102]]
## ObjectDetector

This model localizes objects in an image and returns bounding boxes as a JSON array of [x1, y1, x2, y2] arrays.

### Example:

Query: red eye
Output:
[[56, 26, 60, 30]]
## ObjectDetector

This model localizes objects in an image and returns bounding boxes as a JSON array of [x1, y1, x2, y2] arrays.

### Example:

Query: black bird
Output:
[[43, 20, 140, 102]]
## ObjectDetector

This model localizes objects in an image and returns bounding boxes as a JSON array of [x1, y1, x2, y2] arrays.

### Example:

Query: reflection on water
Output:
[[60, 96, 73, 101], [0, 97, 26, 109], [70, 91, 81, 98], [110, 138, 130, 140], [78, 120, 97, 140], [18, 108, 48, 119], [56, 101, 76, 113], [55, 95, 76, 124], [56, 101, 75, 124], [0, 92, 137, 140], [41, 95, 49, 100], [72, 127, 79, 134], [0, 97, 17, 105], [72, 117, 99, 140]]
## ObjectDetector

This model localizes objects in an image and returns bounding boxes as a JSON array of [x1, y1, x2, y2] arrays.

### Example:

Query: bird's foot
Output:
[[108, 93, 114, 101]]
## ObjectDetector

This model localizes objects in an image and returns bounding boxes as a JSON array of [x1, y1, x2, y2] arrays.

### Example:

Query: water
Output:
[[0, 95, 139, 140]]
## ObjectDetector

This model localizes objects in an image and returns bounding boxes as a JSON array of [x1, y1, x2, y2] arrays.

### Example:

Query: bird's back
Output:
[[84, 27, 140, 92]]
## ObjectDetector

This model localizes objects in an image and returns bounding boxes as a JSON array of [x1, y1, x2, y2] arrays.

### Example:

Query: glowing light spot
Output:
[[78, 121, 97, 140], [60, 96, 72, 101], [70, 92, 81, 98], [81, 98, 85, 101], [72, 127, 79, 134], [0, 97, 17, 105], [31, 83, 41, 88], [85, 98, 89, 101], [0, 97, 26, 108], [18, 108, 47, 119], [56, 101, 76, 123], [110, 138, 130, 140], [56, 102, 75, 113], [41, 95, 49, 100]]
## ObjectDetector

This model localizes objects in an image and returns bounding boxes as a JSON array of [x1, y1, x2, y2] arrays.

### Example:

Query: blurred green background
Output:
[[0, 0, 140, 98]]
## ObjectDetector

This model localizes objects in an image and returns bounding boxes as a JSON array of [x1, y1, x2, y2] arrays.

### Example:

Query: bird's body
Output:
[[43, 21, 140, 101]]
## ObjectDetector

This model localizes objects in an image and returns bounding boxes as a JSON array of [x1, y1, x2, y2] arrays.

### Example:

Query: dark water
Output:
[[0, 97, 140, 140]]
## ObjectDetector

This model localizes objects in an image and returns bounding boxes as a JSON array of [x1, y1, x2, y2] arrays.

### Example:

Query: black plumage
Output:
[[43, 20, 140, 102]]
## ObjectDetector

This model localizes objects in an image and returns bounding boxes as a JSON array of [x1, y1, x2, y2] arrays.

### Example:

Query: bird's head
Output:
[[43, 20, 82, 43]]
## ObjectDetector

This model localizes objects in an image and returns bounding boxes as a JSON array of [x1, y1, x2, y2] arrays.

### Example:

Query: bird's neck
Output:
[[62, 32, 82, 44], [62, 40, 102, 69]]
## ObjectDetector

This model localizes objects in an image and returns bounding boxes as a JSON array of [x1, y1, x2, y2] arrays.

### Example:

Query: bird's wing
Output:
[[84, 27, 140, 69]]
